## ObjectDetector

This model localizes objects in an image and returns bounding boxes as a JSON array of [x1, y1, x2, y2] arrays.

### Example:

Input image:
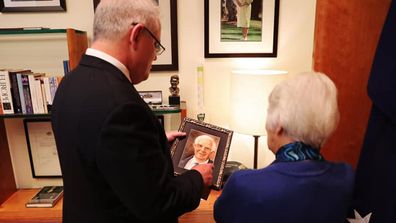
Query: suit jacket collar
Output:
[[79, 54, 132, 84]]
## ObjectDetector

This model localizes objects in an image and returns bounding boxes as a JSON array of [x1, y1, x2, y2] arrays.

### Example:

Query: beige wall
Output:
[[0, 0, 316, 188]]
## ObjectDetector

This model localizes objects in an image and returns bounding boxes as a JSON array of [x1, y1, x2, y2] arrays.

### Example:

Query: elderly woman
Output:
[[214, 72, 354, 223]]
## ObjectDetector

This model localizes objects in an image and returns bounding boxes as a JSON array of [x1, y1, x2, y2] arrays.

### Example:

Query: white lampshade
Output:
[[230, 70, 288, 136]]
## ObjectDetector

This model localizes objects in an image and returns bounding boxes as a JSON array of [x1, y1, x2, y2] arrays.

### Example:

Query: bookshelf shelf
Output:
[[0, 108, 181, 119], [0, 28, 86, 35], [0, 28, 88, 205]]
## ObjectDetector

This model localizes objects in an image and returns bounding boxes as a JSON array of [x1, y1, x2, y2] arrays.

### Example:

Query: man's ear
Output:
[[129, 24, 144, 50]]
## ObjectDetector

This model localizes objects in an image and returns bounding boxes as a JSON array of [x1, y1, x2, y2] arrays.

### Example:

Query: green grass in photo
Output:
[[221, 20, 262, 42]]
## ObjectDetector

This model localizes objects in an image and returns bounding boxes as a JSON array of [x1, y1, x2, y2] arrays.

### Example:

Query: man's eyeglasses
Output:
[[132, 22, 165, 55]]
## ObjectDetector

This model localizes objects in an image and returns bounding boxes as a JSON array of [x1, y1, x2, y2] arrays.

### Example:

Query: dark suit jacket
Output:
[[51, 55, 203, 223]]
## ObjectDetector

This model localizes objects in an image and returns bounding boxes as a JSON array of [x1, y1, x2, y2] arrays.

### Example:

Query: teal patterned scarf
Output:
[[275, 142, 324, 162]]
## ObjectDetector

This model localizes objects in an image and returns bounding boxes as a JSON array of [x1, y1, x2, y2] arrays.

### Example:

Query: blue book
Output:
[[63, 60, 70, 76]]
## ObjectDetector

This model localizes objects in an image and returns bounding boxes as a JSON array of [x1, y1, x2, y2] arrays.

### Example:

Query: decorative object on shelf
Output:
[[0, 0, 66, 12], [25, 186, 64, 208], [197, 65, 205, 121], [24, 118, 61, 178], [230, 69, 287, 169], [171, 117, 233, 199], [168, 74, 180, 106], [204, 0, 279, 58], [93, 0, 178, 71]]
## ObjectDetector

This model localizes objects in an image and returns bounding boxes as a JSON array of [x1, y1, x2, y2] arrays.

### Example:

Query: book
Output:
[[0, 70, 14, 114], [8, 69, 31, 114], [20, 74, 34, 114], [26, 186, 64, 208], [63, 60, 70, 75]]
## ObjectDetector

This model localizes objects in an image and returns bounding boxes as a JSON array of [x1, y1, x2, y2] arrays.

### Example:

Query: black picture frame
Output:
[[204, 0, 279, 58], [0, 0, 66, 12], [93, 0, 178, 71], [171, 118, 233, 190], [24, 118, 62, 178]]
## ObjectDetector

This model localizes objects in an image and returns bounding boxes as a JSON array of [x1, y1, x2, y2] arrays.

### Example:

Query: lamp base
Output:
[[169, 95, 180, 106], [253, 135, 260, 169]]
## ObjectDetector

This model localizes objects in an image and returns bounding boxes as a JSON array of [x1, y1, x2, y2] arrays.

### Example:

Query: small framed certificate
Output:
[[24, 118, 61, 178]]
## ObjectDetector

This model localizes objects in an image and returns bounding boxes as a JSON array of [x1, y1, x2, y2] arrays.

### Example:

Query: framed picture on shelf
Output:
[[93, 0, 178, 71], [24, 118, 62, 178], [0, 0, 66, 12], [204, 0, 279, 58], [171, 118, 233, 190]]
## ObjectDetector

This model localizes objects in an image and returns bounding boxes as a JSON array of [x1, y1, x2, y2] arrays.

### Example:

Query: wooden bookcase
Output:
[[0, 28, 88, 204]]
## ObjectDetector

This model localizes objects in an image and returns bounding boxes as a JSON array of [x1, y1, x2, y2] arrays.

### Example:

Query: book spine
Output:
[[63, 60, 70, 76], [21, 74, 33, 114], [43, 77, 52, 111], [28, 75, 38, 114], [49, 77, 57, 103], [16, 73, 27, 114], [39, 79, 48, 113], [0, 70, 14, 114], [9, 73, 22, 114], [35, 79, 45, 114]]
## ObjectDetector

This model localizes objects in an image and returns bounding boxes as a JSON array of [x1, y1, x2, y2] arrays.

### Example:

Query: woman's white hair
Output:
[[93, 0, 160, 41], [265, 72, 340, 149]]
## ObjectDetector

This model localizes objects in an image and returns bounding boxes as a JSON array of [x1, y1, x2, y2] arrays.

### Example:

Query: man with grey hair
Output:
[[51, 0, 213, 222], [214, 72, 354, 223], [179, 135, 216, 170]]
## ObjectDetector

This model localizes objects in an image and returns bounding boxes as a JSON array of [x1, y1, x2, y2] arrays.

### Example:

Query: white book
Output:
[[34, 79, 45, 114], [28, 75, 39, 114], [0, 70, 14, 114], [43, 77, 52, 107], [40, 80, 48, 113]]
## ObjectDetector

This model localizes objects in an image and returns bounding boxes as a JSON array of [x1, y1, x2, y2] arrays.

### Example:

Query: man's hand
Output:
[[166, 131, 186, 143], [192, 163, 214, 186]]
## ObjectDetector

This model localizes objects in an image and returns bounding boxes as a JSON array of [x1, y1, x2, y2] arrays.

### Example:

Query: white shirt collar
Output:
[[184, 156, 209, 170], [86, 48, 131, 83]]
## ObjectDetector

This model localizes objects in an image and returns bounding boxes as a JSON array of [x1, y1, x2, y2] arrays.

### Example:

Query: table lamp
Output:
[[230, 69, 288, 169]]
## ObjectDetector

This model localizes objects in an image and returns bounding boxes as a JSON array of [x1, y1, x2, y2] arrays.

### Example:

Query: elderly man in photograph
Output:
[[180, 135, 216, 170], [51, 0, 213, 223]]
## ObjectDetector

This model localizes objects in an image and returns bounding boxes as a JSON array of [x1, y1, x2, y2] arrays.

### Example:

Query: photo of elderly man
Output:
[[179, 131, 219, 170]]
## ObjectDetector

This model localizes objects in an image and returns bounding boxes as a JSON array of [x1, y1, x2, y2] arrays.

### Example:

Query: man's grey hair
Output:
[[266, 72, 340, 149], [93, 0, 160, 42], [194, 135, 215, 151]]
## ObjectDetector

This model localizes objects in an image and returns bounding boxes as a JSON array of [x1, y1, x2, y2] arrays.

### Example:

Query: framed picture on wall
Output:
[[24, 118, 62, 178], [0, 0, 66, 12], [171, 118, 233, 192], [93, 0, 179, 71], [205, 0, 280, 58]]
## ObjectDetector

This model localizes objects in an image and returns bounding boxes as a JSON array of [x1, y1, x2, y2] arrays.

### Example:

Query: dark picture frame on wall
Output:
[[0, 0, 66, 12], [205, 0, 280, 58], [93, 0, 179, 71], [171, 118, 233, 191], [24, 118, 62, 178]]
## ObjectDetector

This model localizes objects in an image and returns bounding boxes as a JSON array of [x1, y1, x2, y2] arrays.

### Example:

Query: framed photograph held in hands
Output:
[[171, 118, 233, 190]]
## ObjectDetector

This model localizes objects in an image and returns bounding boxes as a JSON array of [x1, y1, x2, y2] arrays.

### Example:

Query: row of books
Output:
[[0, 69, 63, 115]]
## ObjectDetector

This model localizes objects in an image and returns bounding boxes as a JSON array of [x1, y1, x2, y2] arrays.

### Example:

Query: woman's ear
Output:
[[274, 125, 284, 136]]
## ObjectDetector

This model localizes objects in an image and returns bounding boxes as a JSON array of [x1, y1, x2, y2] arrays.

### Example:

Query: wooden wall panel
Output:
[[313, 0, 391, 167], [0, 119, 17, 204]]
